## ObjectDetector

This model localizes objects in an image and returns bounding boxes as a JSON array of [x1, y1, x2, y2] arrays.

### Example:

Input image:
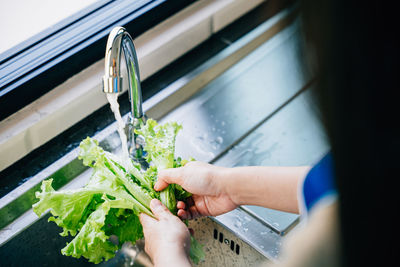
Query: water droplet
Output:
[[216, 136, 223, 144], [221, 121, 226, 126], [260, 231, 268, 235], [235, 215, 243, 221], [260, 245, 264, 249], [234, 220, 242, 228], [243, 227, 248, 232], [244, 216, 252, 222]]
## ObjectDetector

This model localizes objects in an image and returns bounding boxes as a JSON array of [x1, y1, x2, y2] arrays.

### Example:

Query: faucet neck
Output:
[[103, 26, 143, 119], [103, 27, 146, 162]]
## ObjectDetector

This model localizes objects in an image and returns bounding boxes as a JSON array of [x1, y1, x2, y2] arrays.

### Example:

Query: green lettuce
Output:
[[190, 235, 206, 265], [33, 119, 204, 264], [61, 196, 118, 264], [135, 119, 182, 213]]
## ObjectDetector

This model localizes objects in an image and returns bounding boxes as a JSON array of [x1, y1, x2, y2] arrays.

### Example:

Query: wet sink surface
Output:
[[217, 89, 329, 234], [161, 20, 329, 235]]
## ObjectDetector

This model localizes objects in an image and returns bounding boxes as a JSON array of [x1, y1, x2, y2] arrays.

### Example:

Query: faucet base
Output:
[[126, 114, 148, 168]]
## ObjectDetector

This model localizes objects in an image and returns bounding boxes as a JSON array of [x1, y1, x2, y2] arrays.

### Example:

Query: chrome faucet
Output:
[[103, 26, 146, 161]]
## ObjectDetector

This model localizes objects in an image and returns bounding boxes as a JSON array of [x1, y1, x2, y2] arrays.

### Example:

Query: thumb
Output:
[[139, 212, 156, 229], [150, 199, 174, 220], [154, 168, 184, 191]]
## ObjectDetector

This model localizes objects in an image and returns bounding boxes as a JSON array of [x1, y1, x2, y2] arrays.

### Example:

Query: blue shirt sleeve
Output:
[[302, 152, 336, 213]]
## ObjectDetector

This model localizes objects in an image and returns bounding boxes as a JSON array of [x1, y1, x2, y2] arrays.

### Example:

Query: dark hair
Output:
[[300, 1, 399, 266]]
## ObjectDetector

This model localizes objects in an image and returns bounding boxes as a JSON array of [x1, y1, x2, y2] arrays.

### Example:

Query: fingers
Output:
[[189, 205, 201, 219], [140, 199, 173, 226], [177, 209, 188, 219], [176, 207, 201, 220], [176, 199, 201, 220], [177, 201, 188, 219], [155, 168, 183, 191], [177, 201, 186, 210]]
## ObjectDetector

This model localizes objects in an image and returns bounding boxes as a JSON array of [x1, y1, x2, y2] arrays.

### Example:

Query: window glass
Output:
[[0, 0, 101, 55]]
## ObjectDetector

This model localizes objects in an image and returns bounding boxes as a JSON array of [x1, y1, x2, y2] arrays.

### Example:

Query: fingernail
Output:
[[153, 182, 159, 191]]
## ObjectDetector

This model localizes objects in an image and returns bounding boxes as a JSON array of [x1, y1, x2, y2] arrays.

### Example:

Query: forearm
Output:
[[222, 166, 310, 214]]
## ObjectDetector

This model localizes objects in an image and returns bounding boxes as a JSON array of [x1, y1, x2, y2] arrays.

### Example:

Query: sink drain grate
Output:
[[213, 228, 240, 255]]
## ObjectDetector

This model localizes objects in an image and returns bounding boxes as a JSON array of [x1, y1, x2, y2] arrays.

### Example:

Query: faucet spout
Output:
[[103, 26, 146, 161]]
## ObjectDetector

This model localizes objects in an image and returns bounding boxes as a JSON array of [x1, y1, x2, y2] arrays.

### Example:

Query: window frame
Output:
[[0, 0, 196, 121]]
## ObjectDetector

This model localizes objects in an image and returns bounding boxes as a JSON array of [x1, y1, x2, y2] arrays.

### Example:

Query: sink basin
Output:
[[0, 7, 328, 266]]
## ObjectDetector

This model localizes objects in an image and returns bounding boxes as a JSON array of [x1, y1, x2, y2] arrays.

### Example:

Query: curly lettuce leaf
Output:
[[134, 119, 182, 170], [174, 184, 192, 201], [103, 208, 143, 246], [61, 197, 118, 264], [33, 179, 100, 236], [79, 137, 153, 191], [79, 137, 154, 215]]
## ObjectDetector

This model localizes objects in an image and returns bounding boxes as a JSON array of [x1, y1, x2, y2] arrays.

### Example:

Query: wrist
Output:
[[153, 247, 190, 267], [216, 167, 242, 206]]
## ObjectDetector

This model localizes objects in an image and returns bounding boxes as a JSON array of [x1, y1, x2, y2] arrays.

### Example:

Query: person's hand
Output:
[[139, 199, 191, 267], [155, 161, 237, 219]]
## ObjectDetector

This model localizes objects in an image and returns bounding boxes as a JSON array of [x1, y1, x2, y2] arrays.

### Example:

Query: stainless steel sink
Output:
[[0, 6, 329, 266]]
